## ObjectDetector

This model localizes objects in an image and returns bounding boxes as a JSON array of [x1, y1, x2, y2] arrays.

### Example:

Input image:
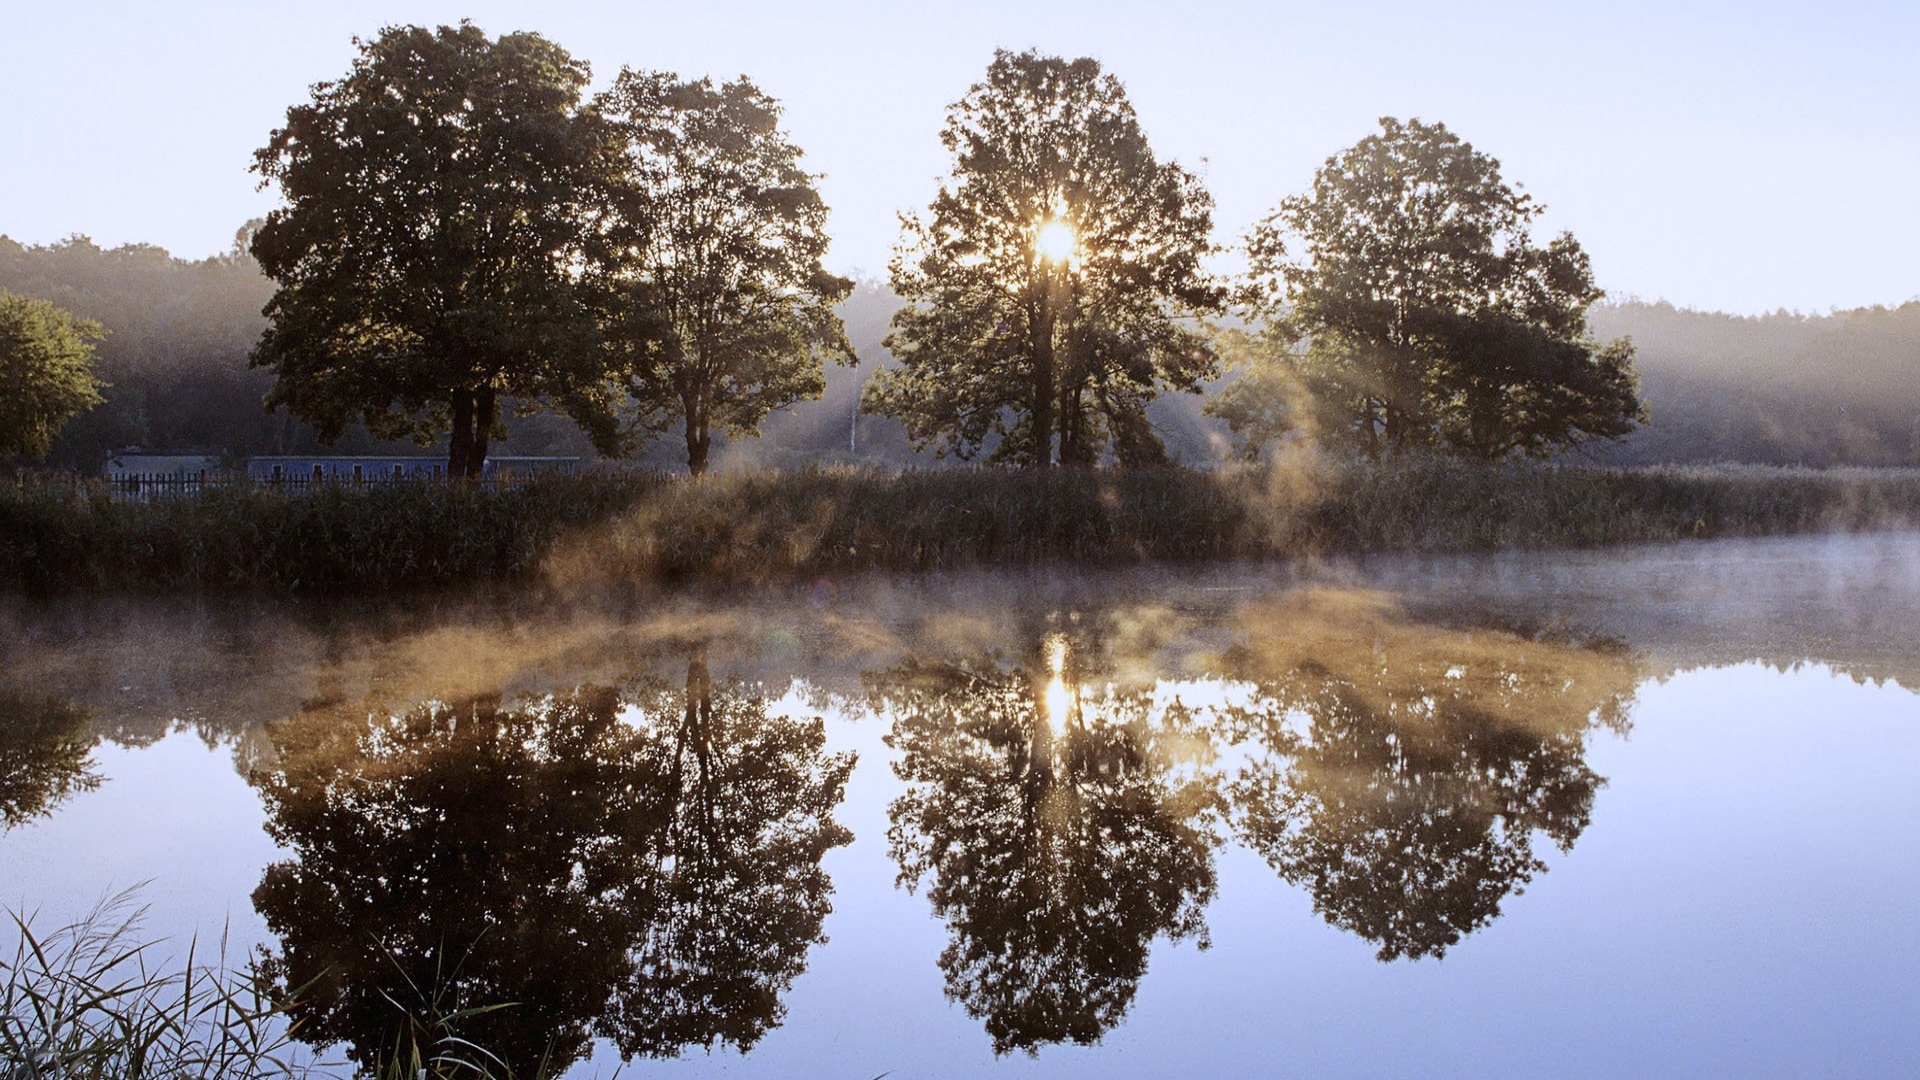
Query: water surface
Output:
[[3, 533, 1916, 1077]]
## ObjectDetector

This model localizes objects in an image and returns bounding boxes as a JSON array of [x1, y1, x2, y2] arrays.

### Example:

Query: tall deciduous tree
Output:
[[0, 289, 105, 460], [250, 23, 617, 479], [1215, 117, 1642, 458], [594, 71, 853, 475], [867, 50, 1224, 467]]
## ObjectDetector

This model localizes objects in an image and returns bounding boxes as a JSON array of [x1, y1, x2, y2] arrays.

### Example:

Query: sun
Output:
[[1034, 218, 1078, 264]]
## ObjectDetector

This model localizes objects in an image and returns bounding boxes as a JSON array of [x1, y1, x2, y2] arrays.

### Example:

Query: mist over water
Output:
[[3, 532, 1917, 1077]]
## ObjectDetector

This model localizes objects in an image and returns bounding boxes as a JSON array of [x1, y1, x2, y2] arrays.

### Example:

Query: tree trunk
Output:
[[686, 650, 712, 792], [448, 389, 475, 479], [471, 387, 496, 479], [1031, 302, 1056, 467], [1058, 384, 1094, 465], [687, 429, 710, 475], [445, 387, 497, 480], [684, 387, 711, 476]]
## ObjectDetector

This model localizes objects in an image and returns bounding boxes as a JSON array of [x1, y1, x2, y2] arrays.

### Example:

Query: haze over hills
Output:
[[4, 234, 1917, 472], [1587, 302, 1920, 467]]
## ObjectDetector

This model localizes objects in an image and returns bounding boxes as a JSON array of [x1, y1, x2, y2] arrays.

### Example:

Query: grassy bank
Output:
[[0, 474, 657, 593], [549, 459, 1920, 583], [4, 460, 1919, 593]]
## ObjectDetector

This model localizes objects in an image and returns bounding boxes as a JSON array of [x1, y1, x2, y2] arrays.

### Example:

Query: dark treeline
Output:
[[5, 234, 1917, 474]]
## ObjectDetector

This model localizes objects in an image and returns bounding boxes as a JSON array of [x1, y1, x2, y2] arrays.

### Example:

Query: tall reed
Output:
[[1, 892, 569, 1079], [1, 890, 312, 1079], [0, 475, 658, 593]]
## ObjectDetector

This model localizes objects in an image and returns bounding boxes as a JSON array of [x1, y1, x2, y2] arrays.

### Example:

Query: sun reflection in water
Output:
[[1042, 632, 1072, 735]]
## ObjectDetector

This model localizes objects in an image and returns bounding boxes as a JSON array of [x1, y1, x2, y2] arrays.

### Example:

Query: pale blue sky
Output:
[[4, 0, 1914, 313]]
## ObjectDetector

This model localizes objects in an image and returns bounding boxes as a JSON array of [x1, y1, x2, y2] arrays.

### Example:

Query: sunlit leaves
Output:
[[0, 290, 105, 461], [869, 50, 1224, 466]]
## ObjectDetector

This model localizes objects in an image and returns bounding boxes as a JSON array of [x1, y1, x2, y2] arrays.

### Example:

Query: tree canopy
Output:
[[0, 289, 106, 460], [249, 23, 617, 478], [867, 50, 1224, 467], [1214, 117, 1642, 459], [593, 71, 854, 475]]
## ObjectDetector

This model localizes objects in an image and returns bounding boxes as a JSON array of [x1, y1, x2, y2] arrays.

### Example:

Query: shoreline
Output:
[[3, 460, 1918, 595]]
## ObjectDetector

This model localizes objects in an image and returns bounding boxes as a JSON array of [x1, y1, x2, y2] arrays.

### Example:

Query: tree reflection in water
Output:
[[1220, 590, 1641, 960], [872, 622, 1218, 1055], [248, 651, 853, 1077], [0, 691, 100, 831]]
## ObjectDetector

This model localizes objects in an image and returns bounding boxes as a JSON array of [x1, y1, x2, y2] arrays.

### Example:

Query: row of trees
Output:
[[2, 26, 1641, 473], [243, 28, 1640, 476], [871, 56, 1641, 465], [250, 23, 851, 477]]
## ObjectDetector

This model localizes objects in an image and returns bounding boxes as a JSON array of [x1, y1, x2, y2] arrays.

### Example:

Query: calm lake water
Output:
[[3, 532, 1917, 1078]]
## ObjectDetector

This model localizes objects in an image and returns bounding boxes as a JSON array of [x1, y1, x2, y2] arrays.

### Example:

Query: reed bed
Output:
[[0, 474, 658, 593], [3, 460, 1918, 594], [1, 891, 312, 1080], [549, 460, 1920, 584], [1, 892, 571, 1079]]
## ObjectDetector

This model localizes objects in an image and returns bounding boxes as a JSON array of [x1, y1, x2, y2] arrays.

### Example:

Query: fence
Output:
[[13, 470, 565, 501]]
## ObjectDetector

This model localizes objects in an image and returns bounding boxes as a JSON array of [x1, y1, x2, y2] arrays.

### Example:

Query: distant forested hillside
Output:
[[5, 233, 1914, 470], [1, 233, 281, 468], [0, 235, 615, 469], [1589, 301, 1920, 466]]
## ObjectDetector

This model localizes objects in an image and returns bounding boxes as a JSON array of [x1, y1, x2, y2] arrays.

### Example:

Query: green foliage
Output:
[[1220, 117, 1642, 459], [0, 289, 106, 461], [868, 50, 1224, 466], [593, 72, 854, 475], [250, 23, 615, 479]]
